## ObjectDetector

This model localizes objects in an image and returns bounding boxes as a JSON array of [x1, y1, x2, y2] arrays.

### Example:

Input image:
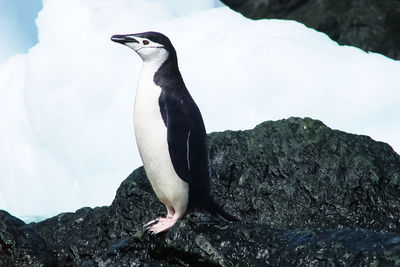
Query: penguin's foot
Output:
[[146, 216, 178, 234], [143, 213, 174, 229]]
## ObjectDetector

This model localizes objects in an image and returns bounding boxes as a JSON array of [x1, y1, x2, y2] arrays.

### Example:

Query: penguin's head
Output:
[[111, 31, 176, 63]]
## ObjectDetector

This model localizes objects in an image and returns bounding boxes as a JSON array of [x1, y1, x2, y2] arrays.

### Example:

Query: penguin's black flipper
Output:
[[161, 88, 212, 190]]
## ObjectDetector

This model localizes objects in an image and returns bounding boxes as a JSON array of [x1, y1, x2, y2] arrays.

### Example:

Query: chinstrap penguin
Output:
[[111, 31, 237, 234]]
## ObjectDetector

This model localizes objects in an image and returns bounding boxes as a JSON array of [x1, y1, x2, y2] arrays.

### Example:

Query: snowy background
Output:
[[0, 0, 399, 222]]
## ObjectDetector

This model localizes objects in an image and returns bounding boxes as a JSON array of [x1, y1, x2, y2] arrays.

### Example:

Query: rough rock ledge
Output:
[[1, 117, 400, 266]]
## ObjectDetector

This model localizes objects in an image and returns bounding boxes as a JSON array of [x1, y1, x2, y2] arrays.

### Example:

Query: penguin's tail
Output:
[[203, 197, 239, 222]]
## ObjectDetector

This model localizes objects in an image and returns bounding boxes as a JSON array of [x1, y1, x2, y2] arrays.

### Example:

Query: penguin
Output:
[[111, 31, 237, 234]]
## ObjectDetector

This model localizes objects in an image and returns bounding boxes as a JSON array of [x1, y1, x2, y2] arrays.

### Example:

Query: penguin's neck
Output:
[[141, 55, 168, 76], [135, 51, 183, 103], [137, 52, 169, 89], [134, 53, 170, 114], [152, 54, 184, 91]]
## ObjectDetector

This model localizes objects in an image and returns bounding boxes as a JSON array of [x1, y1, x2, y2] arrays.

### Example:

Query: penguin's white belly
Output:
[[133, 72, 188, 212]]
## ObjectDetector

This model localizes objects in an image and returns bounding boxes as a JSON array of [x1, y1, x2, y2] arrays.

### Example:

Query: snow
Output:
[[0, 0, 399, 221]]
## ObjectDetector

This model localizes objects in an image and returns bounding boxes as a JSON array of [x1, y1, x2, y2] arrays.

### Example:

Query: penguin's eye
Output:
[[143, 40, 149, 45]]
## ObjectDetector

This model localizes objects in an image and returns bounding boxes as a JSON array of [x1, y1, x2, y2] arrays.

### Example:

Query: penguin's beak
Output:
[[111, 34, 139, 44]]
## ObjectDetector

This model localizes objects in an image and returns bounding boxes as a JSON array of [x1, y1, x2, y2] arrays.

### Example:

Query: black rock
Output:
[[1, 117, 400, 266], [208, 117, 400, 232], [220, 0, 400, 60], [0, 210, 55, 266]]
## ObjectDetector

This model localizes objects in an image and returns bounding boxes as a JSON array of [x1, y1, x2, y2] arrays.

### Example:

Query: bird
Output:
[[111, 31, 237, 234]]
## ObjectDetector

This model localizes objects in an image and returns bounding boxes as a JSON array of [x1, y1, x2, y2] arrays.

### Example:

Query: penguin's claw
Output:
[[143, 218, 159, 228], [145, 217, 178, 234]]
